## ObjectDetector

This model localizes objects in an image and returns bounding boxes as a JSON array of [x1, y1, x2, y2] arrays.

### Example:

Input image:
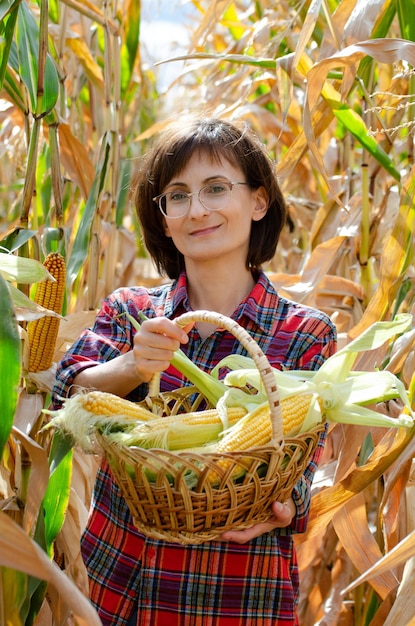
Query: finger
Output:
[[218, 501, 296, 544], [219, 521, 276, 544], [141, 317, 189, 344], [272, 499, 296, 523], [135, 322, 186, 356], [177, 321, 195, 337]]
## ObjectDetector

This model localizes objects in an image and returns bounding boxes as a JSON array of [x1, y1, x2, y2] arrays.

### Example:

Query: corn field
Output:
[[1, 0, 415, 624]]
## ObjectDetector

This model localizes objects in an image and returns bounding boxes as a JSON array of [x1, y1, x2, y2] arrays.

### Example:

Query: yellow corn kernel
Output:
[[28, 252, 66, 372], [282, 393, 317, 437], [77, 390, 158, 421], [205, 394, 315, 484], [47, 390, 247, 453], [215, 393, 315, 453], [112, 406, 247, 450]]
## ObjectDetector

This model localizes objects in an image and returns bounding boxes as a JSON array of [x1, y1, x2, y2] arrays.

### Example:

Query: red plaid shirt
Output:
[[53, 272, 337, 626]]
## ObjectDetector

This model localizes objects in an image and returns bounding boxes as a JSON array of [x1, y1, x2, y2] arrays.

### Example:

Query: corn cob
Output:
[[27, 252, 66, 372], [109, 394, 313, 485], [45, 390, 247, 453], [108, 406, 247, 450], [192, 394, 316, 485], [53, 389, 240, 424], [216, 393, 316, 448], [47, 389, 312, 452], [74, 390, 158, 420]]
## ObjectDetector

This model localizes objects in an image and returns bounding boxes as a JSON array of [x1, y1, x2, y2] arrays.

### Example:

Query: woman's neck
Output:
[[186, 264, 256, 319]]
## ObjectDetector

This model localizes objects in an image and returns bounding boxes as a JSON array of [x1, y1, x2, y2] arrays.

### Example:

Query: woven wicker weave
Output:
[[97, 310, 324, 545]]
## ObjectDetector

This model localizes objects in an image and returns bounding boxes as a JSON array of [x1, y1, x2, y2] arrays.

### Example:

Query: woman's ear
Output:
[[252, 186, 269, 221]]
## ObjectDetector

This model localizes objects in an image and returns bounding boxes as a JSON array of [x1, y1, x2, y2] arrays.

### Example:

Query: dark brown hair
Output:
[[134, 116, 287, 279]]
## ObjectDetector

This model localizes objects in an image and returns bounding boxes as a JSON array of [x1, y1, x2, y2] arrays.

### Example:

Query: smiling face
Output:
[[135, 117, 287, 279], [162, 150, 269, 274]]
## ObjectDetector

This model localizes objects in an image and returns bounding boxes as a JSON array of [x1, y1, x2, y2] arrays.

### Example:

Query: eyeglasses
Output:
[[153, 181, 249, 219]]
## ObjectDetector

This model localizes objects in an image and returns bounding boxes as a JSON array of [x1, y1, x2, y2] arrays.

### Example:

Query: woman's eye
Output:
[[205, 184, 226, 195], [170, 191, 188, 203]]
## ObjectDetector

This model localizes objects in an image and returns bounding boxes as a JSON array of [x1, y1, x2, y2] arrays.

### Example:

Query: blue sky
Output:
[[141, 1, 195, 89], [142, 0, 195, 23]]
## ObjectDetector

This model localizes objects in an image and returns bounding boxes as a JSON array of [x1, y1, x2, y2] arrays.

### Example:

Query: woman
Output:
[[53, 116, 337, 625]]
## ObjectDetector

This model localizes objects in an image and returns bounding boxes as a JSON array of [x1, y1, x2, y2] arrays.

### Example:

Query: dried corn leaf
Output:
[[298, 426, 415, 544], [333, 492, 398, 599], [0, 512, 101, 625]]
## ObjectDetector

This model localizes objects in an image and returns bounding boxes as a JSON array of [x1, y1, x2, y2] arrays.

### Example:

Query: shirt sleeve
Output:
[[52, 290, 145, 408]]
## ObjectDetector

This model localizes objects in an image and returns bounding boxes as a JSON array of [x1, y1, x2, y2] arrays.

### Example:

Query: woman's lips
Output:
[[190, 224, 220, 237]]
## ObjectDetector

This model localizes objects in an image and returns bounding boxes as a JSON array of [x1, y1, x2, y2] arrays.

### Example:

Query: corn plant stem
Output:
[[48, 122, 64, 224], [357, 82, 372, 305], [36, 0, 48, 117], [59, 0, 119, 34], [408, 371, 415, 407], [359, 160, 370, 269], [20, 118, 41, 227], [58, 1, 67, 63], [20, 448, 32, 518], [87, 217, 101, 310]]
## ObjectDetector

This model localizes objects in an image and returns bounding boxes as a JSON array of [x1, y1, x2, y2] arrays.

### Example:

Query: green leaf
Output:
[[48, 0, 59, 24], [0, 252, 52, 283], [123, 0, 140, 80], [315, 314, 413, 382], [42, 446, 73, 557], [333, 104, 400, 181], [0, 566, 26, 626], [0, 0, 20, 22], [0, 513, 102, 625], [396, 0, 415, 41], [2, 65, 27, 111], [156, 51, 277, 71], [16, 1, 58, 114], [0, 1, 20, 90], [0, 227, 37, 253], [66, 132, 113, 287], [0, 273, 21, 460], [48, 429, 75, 475]]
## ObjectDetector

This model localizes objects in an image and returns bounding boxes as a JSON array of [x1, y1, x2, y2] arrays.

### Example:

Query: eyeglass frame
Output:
[[152, 180, 249, 219]]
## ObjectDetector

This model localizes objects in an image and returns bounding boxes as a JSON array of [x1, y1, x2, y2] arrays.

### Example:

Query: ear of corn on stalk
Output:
[[27, 252, 66, 372]]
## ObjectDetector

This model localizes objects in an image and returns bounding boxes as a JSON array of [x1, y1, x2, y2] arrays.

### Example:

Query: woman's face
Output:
[[162, 151, 268, 272]]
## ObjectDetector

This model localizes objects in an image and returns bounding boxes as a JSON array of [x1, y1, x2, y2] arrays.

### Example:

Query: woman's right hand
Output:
[[71, 316, 192, 398], [132, 316, 191, 383]]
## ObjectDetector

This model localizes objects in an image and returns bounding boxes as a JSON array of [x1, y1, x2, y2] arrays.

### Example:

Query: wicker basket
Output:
[[97, 311, 324, 545]]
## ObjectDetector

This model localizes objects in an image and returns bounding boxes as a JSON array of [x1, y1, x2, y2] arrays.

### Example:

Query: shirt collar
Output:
[[234, 271, 279, 333], [164, 270, 279, 333], [163, 272, 191, 318]]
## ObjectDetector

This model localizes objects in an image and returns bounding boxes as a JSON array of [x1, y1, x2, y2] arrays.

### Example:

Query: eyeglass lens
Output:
[[160, 181, 233, 217]]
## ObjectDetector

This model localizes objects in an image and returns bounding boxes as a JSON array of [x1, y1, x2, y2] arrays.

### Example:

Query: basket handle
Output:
[[174, 310, 283, 443]]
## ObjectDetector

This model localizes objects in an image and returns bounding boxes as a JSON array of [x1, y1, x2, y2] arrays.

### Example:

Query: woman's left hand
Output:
[[217, 499, 296, 544]]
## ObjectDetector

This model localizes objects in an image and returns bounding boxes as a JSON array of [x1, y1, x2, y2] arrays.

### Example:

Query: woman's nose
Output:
[[187, 191, 209, 217]]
